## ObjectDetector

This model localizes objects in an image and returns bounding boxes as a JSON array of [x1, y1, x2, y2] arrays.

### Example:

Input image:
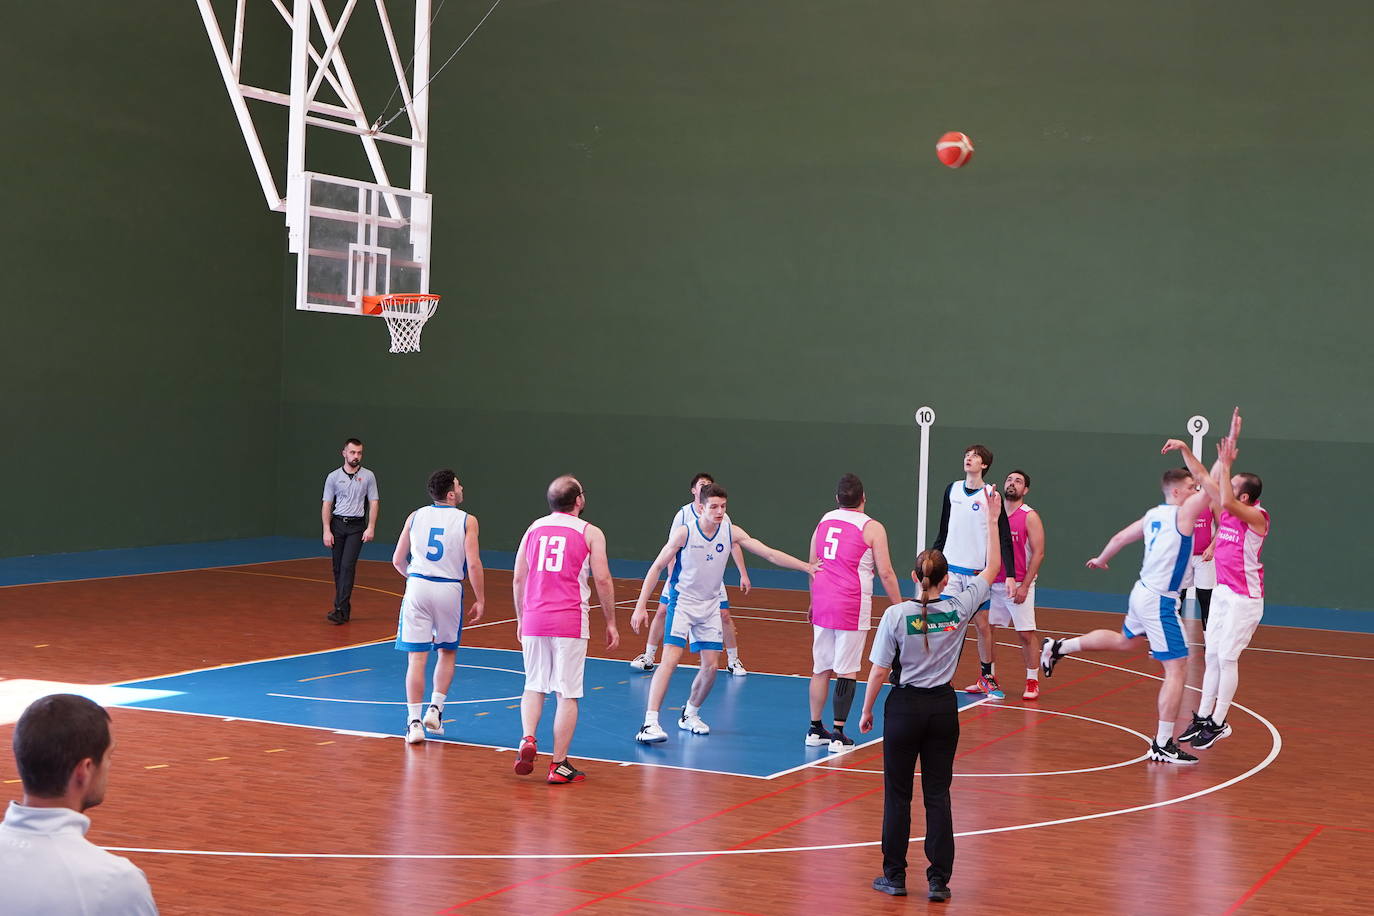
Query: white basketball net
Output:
[[379, 295, 439, 354]]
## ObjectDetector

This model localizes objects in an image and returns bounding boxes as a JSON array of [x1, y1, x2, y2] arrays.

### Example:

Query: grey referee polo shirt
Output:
[[322, 467, 379, 519], [869, 578, 988, 687]]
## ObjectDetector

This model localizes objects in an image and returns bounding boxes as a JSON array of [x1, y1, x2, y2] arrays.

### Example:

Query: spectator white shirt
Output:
[[0, 801, 158, 914]]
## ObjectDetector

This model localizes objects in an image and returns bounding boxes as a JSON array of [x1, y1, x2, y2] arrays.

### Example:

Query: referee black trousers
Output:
[[881, 683, 960, 885], [329, 516, 367, 618]]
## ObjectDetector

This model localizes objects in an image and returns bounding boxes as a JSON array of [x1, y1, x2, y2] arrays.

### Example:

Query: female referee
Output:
[[859, 486, 1002, 902]]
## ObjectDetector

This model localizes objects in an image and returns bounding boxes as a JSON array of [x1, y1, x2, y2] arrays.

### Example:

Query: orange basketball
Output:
[[936, 131, 974, 168]]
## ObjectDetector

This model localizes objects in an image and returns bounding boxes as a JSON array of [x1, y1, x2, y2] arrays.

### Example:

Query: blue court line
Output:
[[2, 537, 1371, 633], [111, 644, 984, 779]]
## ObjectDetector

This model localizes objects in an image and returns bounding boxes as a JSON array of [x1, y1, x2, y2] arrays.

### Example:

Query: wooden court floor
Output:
[[2, 558, 1371, 915]]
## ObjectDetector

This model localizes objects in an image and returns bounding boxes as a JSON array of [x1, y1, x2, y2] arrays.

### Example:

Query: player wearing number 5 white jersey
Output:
[[511, 476, 619, 784], [1040, 466, 1209, 764], [391, 469, 485, 746], [631, 484, 820, 743]]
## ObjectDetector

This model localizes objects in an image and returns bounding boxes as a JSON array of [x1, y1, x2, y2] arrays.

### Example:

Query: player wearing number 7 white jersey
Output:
[[511, 475, 619, 784], [391, 469, 485, 746]]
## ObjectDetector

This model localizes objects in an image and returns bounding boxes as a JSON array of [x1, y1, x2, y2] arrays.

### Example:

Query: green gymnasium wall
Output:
[[276, 0, 1373, 612], [2, 4, 287, 556]]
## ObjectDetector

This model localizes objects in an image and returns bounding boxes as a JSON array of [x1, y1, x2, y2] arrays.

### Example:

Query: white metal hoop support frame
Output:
[[194, 0, 434, 251]]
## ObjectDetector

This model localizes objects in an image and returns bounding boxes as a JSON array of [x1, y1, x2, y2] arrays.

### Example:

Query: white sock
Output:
[[407, 702, 422, 722], [685, 702, 701, 718], [1027, 668, 1039, 681], [1156, 720, 1173, 745], [645, 709, 659, 727], [645, 644, 659, 660], [1061, 637, 1083, 655], [726, 647, 739, 664], [429, 692, 445, 712], [1212, 658, 1240, 724]]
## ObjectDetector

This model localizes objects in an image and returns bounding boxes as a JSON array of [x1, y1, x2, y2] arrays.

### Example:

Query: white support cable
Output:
[[375, 0, 502, 133], [373, 0, 421, 138]]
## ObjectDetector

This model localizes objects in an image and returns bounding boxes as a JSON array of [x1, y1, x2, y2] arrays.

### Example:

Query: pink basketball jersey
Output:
[[996, 504, 1034, 583], [1214, 504, 1268, 599], [809, 509, 875, 631], [518, 513, 592, 638], [1192, 506, 1214, 556]]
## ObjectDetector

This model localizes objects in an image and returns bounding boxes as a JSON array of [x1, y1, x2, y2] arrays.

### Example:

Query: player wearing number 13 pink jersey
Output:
[[511, 476, 619, 784]]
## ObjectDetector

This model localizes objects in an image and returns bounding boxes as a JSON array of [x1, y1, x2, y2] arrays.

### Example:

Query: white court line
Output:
[[102, 655, 1281, 859]]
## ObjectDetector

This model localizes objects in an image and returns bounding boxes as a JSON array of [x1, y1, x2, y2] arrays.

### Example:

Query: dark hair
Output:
[[913, 548, 950, 653], [344, 438, 363, 448], [965, 444, 993, 471], [1161, 467, 1193, 488], [13, 694, 112, 798], [689, 472, 714, 489], [836, 473, 864, 509], [1007, 469, 1031, 488], [1235, 472, 1263, 503], [428, 469, 457, 502], [699, 483, 728, 502], [547, 475, 583, 512]]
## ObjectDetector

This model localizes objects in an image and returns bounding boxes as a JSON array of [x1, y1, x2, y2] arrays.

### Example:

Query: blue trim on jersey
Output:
[[695, 518, 724, 541], [947, 564, 981, 576], [1166, 532, 1193, 592], [1153, 595, 1189, 660], [667, 545, 685, 592], [461, 514, 469, 580], [429, 503, 459, 509], [408, 572, 462, 583]]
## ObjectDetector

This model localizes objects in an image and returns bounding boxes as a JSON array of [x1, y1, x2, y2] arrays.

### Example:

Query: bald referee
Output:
[[322, 438, 379, 624]]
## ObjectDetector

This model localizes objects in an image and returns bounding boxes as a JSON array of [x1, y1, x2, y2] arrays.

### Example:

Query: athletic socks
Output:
[[726, 647, 740, 665], [811, 719, 823, 730], [1156, 720, 1174, 746], [645, 644, 659, 661], [407, 702, 422, 722], [685, 702, 701, 719], [981, 661, 994, 677], [645, 709, 660, 727], [1060, 637, 1084, 655], [1026, 668, 1038, 681], [429, 692, 446, 713]]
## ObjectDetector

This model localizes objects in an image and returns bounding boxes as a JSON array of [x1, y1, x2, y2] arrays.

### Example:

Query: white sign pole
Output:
[[915, 406, 936, 551], [1183, 414, 1210, 619]]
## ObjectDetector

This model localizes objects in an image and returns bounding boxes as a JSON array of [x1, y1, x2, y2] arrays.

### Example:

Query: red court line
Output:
[[554, 784, 885, 914], [438, 764, 862, 912], [1222, 825, 1324, 915]]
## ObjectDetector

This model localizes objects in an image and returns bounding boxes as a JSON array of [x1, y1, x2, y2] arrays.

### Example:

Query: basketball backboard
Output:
[[294, 172, 432, 315]]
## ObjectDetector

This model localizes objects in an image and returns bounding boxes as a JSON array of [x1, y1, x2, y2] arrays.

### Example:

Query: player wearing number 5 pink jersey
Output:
[[806, 474, 904, 752], [511, 476, 619, 784]]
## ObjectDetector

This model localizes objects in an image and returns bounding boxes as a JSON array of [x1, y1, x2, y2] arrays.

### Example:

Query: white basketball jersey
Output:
[[943, 481, 995, 573], [670, 516, 732, 603], [1137, 504, 1193, 597], [406, 505, 469, 581]]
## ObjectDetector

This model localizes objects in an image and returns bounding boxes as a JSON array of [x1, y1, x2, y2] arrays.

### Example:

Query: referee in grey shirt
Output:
[[860, 488, 1002, 903], [322, 438, 380, 624]]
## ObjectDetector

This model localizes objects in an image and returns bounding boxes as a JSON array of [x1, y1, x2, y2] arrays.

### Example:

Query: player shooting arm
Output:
[[977, 490, 1003, 585], [1161, 439, 1222, 506], [391, 511, 416, 577], [931, 482, 953, 551], [464, 515, 485, 622], [867, 521, 905, 604], [1215, 438, 1269, 533], [733, 525, 820, 574], [585, 525, 620, 649], [1086, 517, 1145, 569]]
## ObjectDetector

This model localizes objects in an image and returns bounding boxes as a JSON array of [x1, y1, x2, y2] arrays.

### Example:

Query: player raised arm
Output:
[[585, 523, 620, 649], [630, 526, 691, 633], [732, 525, 821, 575], [1215, 436, 1269, 533], [977, 489, 1003, 585], [868, 520, 905, 605], [464, 515, 485, 623], [1161, 439, 1224, 507], [392, 510, 417, 577]]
